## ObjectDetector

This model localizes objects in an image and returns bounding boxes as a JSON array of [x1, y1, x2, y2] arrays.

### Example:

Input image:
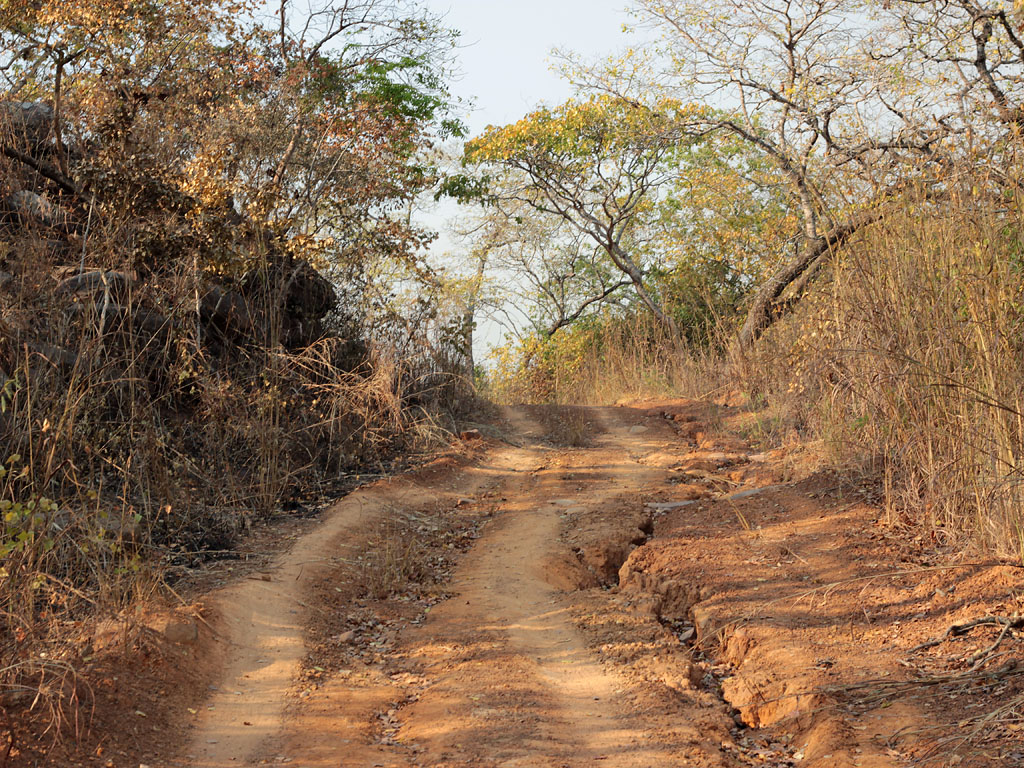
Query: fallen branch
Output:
[[0, 144, 81, 197], [910, 614, 1024, 657], [826, 659, 1023, 702]]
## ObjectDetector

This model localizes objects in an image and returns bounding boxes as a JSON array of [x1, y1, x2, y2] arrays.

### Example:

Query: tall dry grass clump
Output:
[[749, 174, 1024, 560], [486, 312, 723, 405]]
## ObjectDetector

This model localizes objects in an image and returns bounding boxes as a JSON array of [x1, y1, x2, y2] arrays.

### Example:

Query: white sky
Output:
[[425, 0, 636, 136], [420, 1, 641, 356]]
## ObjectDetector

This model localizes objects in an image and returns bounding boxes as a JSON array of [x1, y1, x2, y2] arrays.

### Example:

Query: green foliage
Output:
[[652, 132, 794, 287], [436, 172, 493, 203], [466, 95, 697, 166], [0, 494, 57, 562], [353, 56, 464, 135]]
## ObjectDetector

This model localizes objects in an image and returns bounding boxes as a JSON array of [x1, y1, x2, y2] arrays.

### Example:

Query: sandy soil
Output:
[[9, 400, 1023, 768]]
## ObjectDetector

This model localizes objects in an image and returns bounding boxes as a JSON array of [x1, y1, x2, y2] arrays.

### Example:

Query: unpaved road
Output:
[[179, 406, 727, 768], [168, 402, 1023, 768]]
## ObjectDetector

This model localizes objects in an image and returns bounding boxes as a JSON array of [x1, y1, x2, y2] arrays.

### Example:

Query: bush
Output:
[[485, 312, 718, 405]]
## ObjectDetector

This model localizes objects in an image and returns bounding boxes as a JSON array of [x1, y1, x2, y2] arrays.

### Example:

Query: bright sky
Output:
[[420, 1, 641, 356], [424, 0, 636, 136]]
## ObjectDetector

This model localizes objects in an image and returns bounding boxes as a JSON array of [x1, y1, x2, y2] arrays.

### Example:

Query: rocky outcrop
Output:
[[1, 101, 54, 152]]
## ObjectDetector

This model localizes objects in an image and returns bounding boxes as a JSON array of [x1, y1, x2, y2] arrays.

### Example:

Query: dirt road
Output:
[[175, 407, 725, 767], [168, 402, 1024, 768]]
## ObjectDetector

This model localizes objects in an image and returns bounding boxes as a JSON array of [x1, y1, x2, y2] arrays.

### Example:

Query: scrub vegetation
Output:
[[2, 0, 1024, 762]]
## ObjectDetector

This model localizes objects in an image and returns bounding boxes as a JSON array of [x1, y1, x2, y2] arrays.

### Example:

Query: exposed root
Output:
[[826, 660, 1024, 765]]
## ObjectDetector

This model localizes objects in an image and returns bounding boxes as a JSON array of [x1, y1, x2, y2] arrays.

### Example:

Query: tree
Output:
[[463, 95, 698, 333], [456, 202, 632, 339], [576, 0, 955, 347], [875, 0, 1024, 128], [644, 134, 794, 344], [0, 0, 461, 285]]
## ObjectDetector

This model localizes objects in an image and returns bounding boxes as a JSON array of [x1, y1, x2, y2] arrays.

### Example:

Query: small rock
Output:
[[164, 620, 198, 645], [336, 630, 356, 644], [646, 500, 697, 512], [459, 429, 482, 441], [629, 425, 648, 434], [692, 605, 717, 644]]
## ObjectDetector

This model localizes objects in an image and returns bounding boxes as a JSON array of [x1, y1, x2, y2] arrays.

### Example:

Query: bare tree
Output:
[[872, 0, 1024, 132], [580, 0, 956, 346], [464, 96, 691, 333], [457, 201, 632, 339]]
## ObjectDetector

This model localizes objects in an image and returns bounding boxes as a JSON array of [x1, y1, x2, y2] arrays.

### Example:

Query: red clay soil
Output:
[[4, 400, 1023, 768], [568, 401, 1024, 768]]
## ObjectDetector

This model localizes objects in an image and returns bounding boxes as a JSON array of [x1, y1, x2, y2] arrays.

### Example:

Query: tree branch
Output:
[[0, 144, 81, 196]]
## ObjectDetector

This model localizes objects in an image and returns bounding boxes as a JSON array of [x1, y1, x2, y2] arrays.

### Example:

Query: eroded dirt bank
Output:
[[73, 400, 1023, 768]]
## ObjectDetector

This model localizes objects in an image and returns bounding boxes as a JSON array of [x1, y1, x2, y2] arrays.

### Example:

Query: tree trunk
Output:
[[738, 214, 877, 349], [462, 251, 489, 378], [606, 240, 678, 336]]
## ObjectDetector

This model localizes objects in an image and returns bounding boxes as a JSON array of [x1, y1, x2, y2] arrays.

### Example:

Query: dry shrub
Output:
[[0, 245, 459, 743], [518, 404, 595, 447], [0, 0, 467, 747], [355, 507, 434, 600], [749, 178, 1024, 560], [555, 405, 590, 447]]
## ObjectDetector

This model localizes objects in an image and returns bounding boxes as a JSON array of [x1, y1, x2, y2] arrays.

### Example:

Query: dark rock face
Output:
[[4, 190, 74, 230], [240, 257, 339, 349], [0, 102, 54, 152]]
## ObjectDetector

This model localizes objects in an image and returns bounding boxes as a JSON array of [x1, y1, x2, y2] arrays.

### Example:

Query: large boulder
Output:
[[4, 190, 73, 230], [200, 283, 253, 338], [283, 258, 336, 320], [240, 257, 337, 348], [241, 258, 334, 318], [0, 102, 54, 152]]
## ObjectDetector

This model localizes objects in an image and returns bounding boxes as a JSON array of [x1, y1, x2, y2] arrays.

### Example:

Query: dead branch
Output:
[[0, 144, 80, 197], [910, 614, 1024, 656]]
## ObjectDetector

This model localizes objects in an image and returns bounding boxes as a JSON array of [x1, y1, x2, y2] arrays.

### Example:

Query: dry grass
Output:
[[557, 406, 591, 447], [517, 404, 596, 447], [487, 161, 1024, 566], [746, 178, 1024, 562], [355, 507, 434, 601], [487, 312, 725, 406], [0, 237, 469, 744]]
